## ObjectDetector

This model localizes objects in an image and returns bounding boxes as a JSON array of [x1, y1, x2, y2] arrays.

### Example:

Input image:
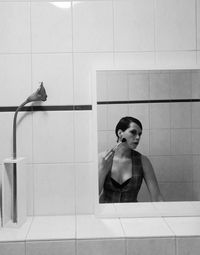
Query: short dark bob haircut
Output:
[[115, 116, 143, 140]]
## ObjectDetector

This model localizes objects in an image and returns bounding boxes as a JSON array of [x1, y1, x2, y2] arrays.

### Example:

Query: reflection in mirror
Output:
[[97, 69, 200, 203]]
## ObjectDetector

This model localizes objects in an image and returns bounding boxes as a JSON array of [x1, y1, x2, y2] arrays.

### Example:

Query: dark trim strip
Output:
[[0, 105, 92, 112], [97, 99, 200, 105]]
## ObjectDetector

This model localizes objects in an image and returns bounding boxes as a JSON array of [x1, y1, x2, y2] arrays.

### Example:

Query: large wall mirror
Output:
[[93, 67, 200, 217]]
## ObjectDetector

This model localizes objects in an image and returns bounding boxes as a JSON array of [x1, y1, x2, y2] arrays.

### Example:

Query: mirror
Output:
[[95, 68, 200, 205]]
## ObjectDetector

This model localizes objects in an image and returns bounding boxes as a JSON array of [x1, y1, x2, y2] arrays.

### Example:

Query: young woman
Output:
[[99, 116, 164, 203]]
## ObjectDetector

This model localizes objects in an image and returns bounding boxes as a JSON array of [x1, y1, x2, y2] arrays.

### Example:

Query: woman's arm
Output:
[[141, 155, 164, 202], [98, 149, 114, 195]]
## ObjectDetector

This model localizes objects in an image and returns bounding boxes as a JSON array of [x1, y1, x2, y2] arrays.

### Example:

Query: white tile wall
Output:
[[150, 103, 170, 129], [176, 237, 200, 255], [127, 238, 175, 255], [114, 52, 155, 66], [0, 2, 30, 53], [197, 0, 200, 50], [77, 239, 126, 255], [75, 163, 94, 214], [32, 111, 74, 163], [73, 53, 114, 104], [128, 73, 149, 100], [34, 164, 75, 215], [76, 215, 124, 239], [120, 217, 173, 238], [107, 71, 128, 101], [26, 240, 75, 255], [113, 0, 155, 51], [72, 1, 113, 52], [74, 111, 92, 162], [0, 54, 31, 106], [129, 103, 149, 129], [155, 0, 196, 51], [0, 242, 25, 255], [31, 2, 72, 53], [155, 51, 197, 66], [26, 216, 75, 240], [0, 0, 200, 217], [32, 53, 73, 105], [149, 72, 170, 100]]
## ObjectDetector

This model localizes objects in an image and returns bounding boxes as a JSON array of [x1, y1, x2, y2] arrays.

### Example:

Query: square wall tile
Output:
[[149, 72, 170, 100], [170, 103, 191, 128], [150, 103, 170, 129], [136, 129, 149, 156], [0, 242, 25, 255], [128, 73, 149, 100], [26, 216, 75, 241], [26, 240, 75, 255], [177, 237, 200, 255], [34, 164, 75, 215], [114, 52, 155, 67], [170, 156, 193, 182], [0, 2, 30, 53], [74, 111, 92, 162], [159, 182, 193, 201], [155, 51, 197, 67], [192, 129, 200, 154], [75, 163, 94, 214], [114, 0, 154, 51], [73, 1, 113, 52], [128, 103, 149, 130], [197, 0, 200, 50], [164, 217, 200, 236], [149, 129, 171, 156], [26, 164, 34, 216], [170, 71, 192, 99], [193, 155, 200, 182], [98, 131, 106, 152], [0, 113, 12, 162], [77, 215, 124, 239], [193, 182, 200, 200], [192, 102, 200, 128], [73, 53, 114, 105], [31, 2, 72, 52], [150, 155, 192, 183], [171, 129, 192, 155], [0, 112, 32, 164], [198, 51, 200, 64], [33, 111, 74, 163], [107, 71, 128, 101], [155, 0, 196, 50], [32, 53, 73, 105], [96, 71, 108, 102], [149, 156, 171, 182], [127, 238, 175, 255], [0, 54, 31, 106], [192, 70, 200, 99], [97, 105, 107, 131], [77, 239, 125, 255], [120, 217, 174, 238], [107, 104, 129, 130]]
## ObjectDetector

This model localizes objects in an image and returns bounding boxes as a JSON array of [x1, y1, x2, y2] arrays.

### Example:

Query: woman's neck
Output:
[[114, 144, 132, 158]]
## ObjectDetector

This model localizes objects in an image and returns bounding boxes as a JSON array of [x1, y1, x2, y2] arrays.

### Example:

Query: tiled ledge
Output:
[[0, 215, 200, 255]]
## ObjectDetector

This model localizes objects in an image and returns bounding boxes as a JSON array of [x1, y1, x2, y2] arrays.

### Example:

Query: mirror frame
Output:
[[91, 65, 200, 218]]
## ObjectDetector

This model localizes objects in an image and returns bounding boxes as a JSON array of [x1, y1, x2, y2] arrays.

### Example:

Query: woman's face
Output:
[[120, 122, 142, 150]]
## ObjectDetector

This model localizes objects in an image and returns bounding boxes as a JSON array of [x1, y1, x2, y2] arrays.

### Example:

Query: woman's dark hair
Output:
[[115, 116, 143, 140]]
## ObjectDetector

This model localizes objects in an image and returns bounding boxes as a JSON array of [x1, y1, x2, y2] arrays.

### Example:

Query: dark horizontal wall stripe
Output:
[[98, 99, 200, 105], [0, 105, 92, 112]]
